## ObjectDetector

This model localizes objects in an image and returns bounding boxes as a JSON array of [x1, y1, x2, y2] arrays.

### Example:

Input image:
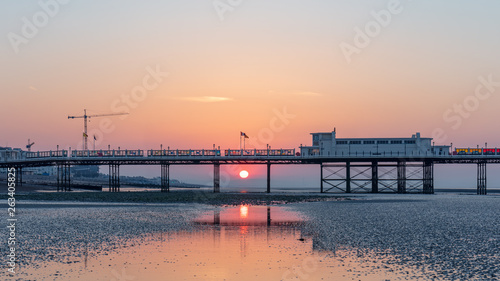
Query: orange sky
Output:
[[2, 1, 500, 152], [2, 1, 500, 187]]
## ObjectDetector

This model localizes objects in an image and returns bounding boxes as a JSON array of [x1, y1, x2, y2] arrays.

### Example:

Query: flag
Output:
[[93, 135, 97, 141], [83, 132, 88, 138], [240, 132, 249, 138]]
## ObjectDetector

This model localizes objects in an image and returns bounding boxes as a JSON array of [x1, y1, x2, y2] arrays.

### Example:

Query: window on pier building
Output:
[[310, 149, 319, 155], [313, 135, 319, 146], [391, 140, 403, 144], [364, 141, 375, 144], [350, 141, 362, 144], [405, 140, 416, 144], [378, 140, 389, 144], [336, 141, 348, 145]]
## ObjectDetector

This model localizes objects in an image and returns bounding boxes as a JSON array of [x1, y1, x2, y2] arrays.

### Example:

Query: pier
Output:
[[2, 130, 498, 195], [2, 148, 499, 195]]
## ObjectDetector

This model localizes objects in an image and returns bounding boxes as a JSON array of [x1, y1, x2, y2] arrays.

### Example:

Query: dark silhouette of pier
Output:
[[2, 148, 498, 195]]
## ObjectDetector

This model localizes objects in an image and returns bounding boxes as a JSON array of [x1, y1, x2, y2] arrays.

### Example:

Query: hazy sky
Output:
[[2, 1, 500, 187]]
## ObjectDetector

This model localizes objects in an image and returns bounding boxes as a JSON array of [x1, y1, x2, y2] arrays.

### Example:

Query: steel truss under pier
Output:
[[321, 161, 434, 194], [161, 163, 170, 192], [423, 161, 434, 194], [57, 164, 71, 191], [109, 164, 120, 192], [214, 163, 220, 193], [477, 162, 487, 195]]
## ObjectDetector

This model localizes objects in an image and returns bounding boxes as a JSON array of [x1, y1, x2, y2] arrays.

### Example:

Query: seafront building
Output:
[[0, 147, 23, 162]]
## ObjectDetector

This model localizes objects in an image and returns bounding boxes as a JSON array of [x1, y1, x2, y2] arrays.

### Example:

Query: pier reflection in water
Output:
[[192, 205, 307, 262], [13, 205, 410, 281]]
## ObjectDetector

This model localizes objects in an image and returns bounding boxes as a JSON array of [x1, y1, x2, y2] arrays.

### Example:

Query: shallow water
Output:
[[2, 194, 499, 280]]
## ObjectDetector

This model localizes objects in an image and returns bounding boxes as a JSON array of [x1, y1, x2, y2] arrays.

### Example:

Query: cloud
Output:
[[174, 96, 233, 102], [29, 86, 38, 91]]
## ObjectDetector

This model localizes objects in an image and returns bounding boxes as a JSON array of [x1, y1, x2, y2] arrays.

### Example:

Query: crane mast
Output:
[[68, 109, 128, 150], [26, 139, 35, 152]]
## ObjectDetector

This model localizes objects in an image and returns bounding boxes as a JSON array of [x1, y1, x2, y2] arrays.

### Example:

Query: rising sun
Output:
[[239, 170, 249, 179]]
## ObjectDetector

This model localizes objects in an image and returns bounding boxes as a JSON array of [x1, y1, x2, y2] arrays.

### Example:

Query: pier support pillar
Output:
[[320, 163, 324, 193], [161, 163, 170, 192], [214, 163, 220, 193], [371, 161, 378, 193], [477, 162, 487, 195], [267, 162, 271, 193], [321, 163, 358, 193], [109, 164, 120, 192], [57, 164, 71, 191], [15, 167, 23, 187], [346, 162, 351, 193], [397, 161, 406, 193], [423, 161, 434, 194], [57, 165, 61, 191]]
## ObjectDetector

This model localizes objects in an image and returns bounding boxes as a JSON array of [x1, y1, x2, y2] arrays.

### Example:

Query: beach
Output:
[[1, 191, 498, 280]]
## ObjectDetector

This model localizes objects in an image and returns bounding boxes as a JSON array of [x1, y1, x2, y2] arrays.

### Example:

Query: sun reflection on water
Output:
[[239, 205, 249, 218]]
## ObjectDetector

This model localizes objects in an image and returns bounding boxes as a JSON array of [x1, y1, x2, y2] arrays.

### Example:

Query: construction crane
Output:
[[68, 109, 128, 150], [26, 139, 35, 152]]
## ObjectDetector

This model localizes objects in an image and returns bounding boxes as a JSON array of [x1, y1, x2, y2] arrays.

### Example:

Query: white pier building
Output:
[[300, 130, 450, 156]]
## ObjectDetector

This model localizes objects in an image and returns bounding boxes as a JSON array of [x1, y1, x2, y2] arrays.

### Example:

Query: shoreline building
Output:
[[300, 129, 450, 156], [0, 147, 24, 162]]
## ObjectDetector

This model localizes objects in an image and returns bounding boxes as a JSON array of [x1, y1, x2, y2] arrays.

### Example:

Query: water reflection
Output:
[[11, 205, 410, 281], [193, 205, 306, 261], [194, 205, 303, 226], [240, 205, 248, 218]]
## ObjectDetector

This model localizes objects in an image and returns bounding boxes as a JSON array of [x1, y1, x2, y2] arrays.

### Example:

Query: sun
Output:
[[239, 170, 249, 179]]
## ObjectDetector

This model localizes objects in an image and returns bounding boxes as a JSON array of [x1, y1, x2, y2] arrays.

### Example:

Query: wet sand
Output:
[[9, 190, 347, 205], [1, 194, 498, 280]]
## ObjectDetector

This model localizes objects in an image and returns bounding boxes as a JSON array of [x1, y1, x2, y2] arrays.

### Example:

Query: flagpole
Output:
[[240, 133, 242, 150]]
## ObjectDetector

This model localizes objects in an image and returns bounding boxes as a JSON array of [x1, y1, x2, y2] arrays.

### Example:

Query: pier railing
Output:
[[13, 148, 500, 161]]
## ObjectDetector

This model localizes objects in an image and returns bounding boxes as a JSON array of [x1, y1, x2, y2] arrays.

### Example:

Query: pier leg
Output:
[[108, 165, 111, 192], [116, 165, 120, 192], [15, 167, 22, 187], [57, 164, 61, 192], [57, 164, 71, 191], [346, 162, 351, 193], [477, 162, 487, 195], [66, 164, 71, 191], [109, 164, 120, 192], [397, 161, 406, 193], [267, 163, 271, 193], [320, 163, 324, 193], [423, 161, 434, 194], [161, 163, 170, 192], [319, 163, 351, 193], [371, 161, 378, 193], [214, 163, 220, 193], [117, 165, 120, 192]]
